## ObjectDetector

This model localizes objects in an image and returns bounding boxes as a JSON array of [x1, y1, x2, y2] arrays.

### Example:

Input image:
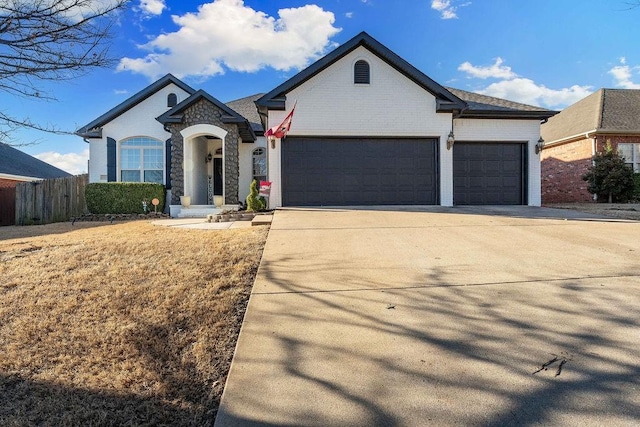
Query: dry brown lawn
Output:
[[0, 221, 268, 426]]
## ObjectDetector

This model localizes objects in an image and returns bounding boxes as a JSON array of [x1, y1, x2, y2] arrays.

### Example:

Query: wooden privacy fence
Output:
[[15, 174, 88, 225], [0, 186, 16, 226]]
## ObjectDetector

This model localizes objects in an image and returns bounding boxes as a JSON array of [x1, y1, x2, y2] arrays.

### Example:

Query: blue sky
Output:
[[10, 0, 640, 174]]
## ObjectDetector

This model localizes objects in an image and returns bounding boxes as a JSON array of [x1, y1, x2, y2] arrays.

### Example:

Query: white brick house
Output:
[[78, 32, 555, 216], [257, 32, 556, 207], [77, 76, 267, 216]]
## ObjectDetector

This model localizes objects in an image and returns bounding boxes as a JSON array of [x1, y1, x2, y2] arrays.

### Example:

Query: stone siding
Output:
[[166, 99, 240, 205]]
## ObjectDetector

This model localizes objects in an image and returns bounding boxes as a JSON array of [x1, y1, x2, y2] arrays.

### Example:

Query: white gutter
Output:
[[544, 128, 640, 148], [0, 173, 42, 182]]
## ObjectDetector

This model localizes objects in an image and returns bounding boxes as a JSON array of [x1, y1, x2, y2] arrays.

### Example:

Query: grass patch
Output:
[[0, 221, 268, 425]]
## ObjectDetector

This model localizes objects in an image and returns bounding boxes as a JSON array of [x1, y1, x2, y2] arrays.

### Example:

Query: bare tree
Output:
[[0, 0, 129, 144]]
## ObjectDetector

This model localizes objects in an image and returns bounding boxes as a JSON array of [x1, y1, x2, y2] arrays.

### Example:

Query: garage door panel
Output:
[[282, 138, 437, 206], [454, 142, 525, 205]]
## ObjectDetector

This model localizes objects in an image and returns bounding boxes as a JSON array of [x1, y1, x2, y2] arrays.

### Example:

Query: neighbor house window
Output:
[[618, 143, 640, 172], [167, 93, 177, 107], [120, 137, 164, 183], [252, 148, 267, 182], [354, 60, 370, 84]]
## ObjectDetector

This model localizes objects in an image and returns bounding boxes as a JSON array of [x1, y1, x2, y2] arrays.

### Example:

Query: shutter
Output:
[[165, 138, 172, 189], [354, 60, 370, 84], [107, 137, 116, 182]]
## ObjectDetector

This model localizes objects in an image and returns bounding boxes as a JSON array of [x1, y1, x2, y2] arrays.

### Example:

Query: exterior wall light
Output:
[[535, 137, 545, 154], [446, 131, 455, 150], [205, 153, 213, 163]]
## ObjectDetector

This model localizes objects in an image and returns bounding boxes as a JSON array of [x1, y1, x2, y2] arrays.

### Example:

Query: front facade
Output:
[[77, 75, 267, 216], [257, 32, 555, 208], [540, 89, 640, 203], [79, 32, 555, 215]]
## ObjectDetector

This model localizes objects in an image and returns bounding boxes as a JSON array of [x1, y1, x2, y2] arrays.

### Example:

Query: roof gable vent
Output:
[[354, 60, 370, 84]]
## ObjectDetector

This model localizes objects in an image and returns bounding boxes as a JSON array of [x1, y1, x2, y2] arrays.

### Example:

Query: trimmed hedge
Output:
[[86, 183, 166, 214]]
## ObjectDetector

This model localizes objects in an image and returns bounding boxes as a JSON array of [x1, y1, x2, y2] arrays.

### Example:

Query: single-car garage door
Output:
[[282, 137, 438, 206], [453, 142, 526, 205]]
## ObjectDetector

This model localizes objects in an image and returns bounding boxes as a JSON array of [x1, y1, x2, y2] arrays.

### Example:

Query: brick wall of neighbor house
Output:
[[166, 99, 240, 205], [0, 178, 18, 188], [541, 138, 593, 203], [541, 135, 639, 203]]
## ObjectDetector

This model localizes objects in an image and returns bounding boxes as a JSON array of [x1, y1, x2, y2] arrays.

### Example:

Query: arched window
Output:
[[120, 137, 164, 184], [354, 60, 370, 84], [252, 148, 267, 183], [167, 93, 177, 107]]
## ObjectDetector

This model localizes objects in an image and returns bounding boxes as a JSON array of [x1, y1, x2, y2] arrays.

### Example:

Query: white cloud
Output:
[[608, 58, 640, 89], [431, 0, 457, 19], [477, 78, 593, 108], [114, 89, 129, 95], [34, 150, 89, 175], [345, 11, 353, 18], [458, 57, 517, 80], [118, 0, 340, 80], [458, 58, 592, 108], [139, 0, 166, 16]]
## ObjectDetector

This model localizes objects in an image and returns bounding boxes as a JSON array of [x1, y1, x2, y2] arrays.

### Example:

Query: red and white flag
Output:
[[265, 101, 296, 139]]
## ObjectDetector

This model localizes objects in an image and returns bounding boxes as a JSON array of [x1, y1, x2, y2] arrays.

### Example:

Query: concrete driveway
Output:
[[215, 207, 640, 427]]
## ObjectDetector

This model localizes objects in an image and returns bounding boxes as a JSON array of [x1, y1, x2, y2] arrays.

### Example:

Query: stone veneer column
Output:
[[166, 98, 240, 205]]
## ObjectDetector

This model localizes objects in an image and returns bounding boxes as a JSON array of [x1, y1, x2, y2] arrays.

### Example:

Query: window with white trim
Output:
[[120, 137, 164, 183], [252, 148, 267, 183], [618, 143, 640, 172]]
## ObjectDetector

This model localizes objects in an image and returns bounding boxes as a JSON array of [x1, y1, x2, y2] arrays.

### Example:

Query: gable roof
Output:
[[541, 89, 640, 143], [76, 74, 196, 138], [225, 93, 265, 133], [156, 90, 257, 142], [0, 143, 71, 180], [446, 88, 557, 120], [255, 31, 466, 113], [255, 31, 556, 120]]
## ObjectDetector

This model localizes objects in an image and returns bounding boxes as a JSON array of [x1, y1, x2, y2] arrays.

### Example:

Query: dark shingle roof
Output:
[[256, 31, 466, 113], [156, 90, 257, 142], [446, 87, 554, 115], [225, 93, 265, 133], [541, 89, 640, 143], [0, 143, 71, 179], [76, 74, 196, 137]]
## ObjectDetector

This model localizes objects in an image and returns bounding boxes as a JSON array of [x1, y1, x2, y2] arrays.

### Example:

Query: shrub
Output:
[[86, 183, 165, 214], [245, 180, 265, 212], [634, 173, 640, 201], [582, 141, 635, 203]]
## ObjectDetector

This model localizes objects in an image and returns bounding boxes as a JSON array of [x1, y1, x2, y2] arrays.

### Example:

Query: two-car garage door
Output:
[[280, 138, 527, 206], [282, 137, 438, 206]]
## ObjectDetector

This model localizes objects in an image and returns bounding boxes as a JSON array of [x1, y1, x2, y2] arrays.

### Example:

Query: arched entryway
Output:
[[181, 124, 227, 205]]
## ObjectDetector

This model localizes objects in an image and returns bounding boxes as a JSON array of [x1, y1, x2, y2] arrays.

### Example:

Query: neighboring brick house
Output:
[[540, 89, 640, 203], [0, 142, 71, 186], [0, 142, 72, 226]]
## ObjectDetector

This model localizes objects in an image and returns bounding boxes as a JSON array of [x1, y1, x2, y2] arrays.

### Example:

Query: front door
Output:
[[213, 158, 223, 196]]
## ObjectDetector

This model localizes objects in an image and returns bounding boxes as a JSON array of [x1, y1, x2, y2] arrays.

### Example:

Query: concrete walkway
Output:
[[215, 206, 640, 426]]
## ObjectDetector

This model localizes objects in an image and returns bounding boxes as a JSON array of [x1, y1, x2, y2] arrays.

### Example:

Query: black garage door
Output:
[[453, 142, 526, 205], [282, 138, 438, 206]]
